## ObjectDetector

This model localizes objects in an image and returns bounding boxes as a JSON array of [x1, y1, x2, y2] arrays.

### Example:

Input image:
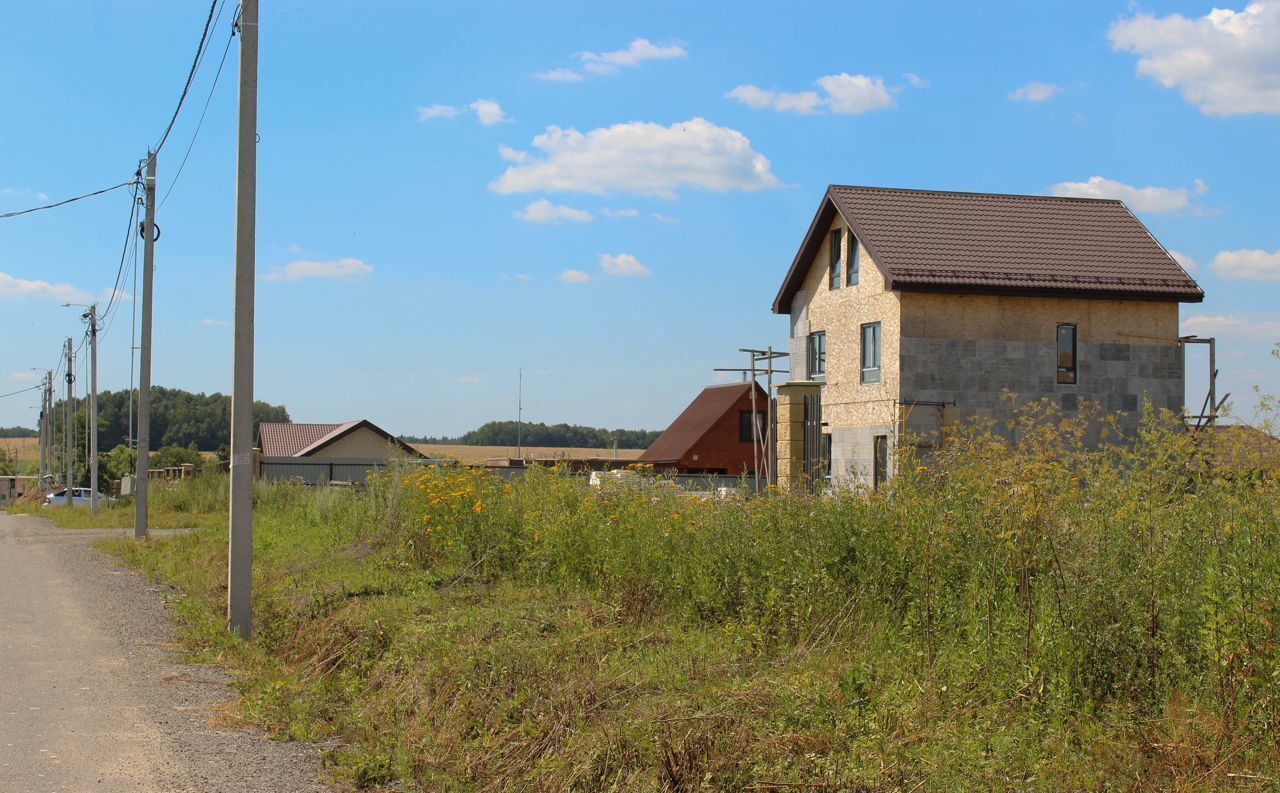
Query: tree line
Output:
[[403, 420, 661, 449]]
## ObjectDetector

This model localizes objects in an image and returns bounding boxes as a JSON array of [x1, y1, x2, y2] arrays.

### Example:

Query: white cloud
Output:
[[903, 73, 929, 88], [1, 187, 49, 202], [601, 208, 640, 218], [1168, 249, 1198, 272], [1109, 2, 1280, 115], [469, 99, 508, 126], [498, 144, 528, 163], [286, 243, 303, 254], [578, 38, 686, 75], [1212, 248, 1280, 280], [599, 253, 651, 278], [1008, 81, 1060, 102], [490, 118, 780, 198], [650, 212, 679, 224], [1047, 176, 1207, 213], [727, 73, 896, 115], [416, 104, 460, 121], [200, 318, 229, 327], [514, 199, 593, 223], [454, 375, 483, 384], [727, 73, 894, 115], [818, 73, 896, 114], [418, 100, 508, 125], [725, 84, 823, 114], [262, 258, 372, 283], [0, 271, 91, 302], [535, 68, 584, 82], [1182, 314, 1280, 340], [515, 273, 532, 281], [560, 269, 591, 283], [8, 371, 38, 382]]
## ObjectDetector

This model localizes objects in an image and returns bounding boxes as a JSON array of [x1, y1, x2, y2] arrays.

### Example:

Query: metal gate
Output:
[[803, 392, 823, 491]]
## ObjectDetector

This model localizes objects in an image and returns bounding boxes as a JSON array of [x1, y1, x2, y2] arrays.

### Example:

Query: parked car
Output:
[[42, 488, 114, 507]]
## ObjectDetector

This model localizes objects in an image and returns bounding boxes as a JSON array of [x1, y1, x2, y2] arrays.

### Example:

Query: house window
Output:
[[808, 331, 826, 379], [846, 233, 860, 286], [860, 322, 881, 384], [1056, 324, 1077, 384], [821, 433, 833, 480], [828, 229, 842, 289], [739, 410, 764, 443], [873, 435, 888, 490]]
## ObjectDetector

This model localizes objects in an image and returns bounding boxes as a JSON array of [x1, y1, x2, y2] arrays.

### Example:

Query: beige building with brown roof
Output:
[[773, 185, 1204, 488]]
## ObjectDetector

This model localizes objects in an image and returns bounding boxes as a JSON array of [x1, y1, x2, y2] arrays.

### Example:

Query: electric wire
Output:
[[160, 24, 235, 209], [152, 0, 222, 155], [0, 181, 138, 220], [99, 184, 141, 329], [0, 384, 43, 401]]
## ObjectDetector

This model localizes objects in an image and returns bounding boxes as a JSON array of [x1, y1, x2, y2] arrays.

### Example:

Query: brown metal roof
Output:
[[772, 185, 1204, 313], [258, 419, 422, 458], [257, 422, 345, 457], [640, 382, 765, 464]]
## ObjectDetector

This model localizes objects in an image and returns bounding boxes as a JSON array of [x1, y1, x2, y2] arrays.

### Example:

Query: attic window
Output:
[[828, 229, 842, 289], [846, 232, 860, 286]]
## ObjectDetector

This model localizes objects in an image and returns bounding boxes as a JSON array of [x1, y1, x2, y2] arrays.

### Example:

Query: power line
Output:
[[0, 181, 137, 220], [152, 0, 222, 154], [160, 24, 235, 209], [0, 383, 43, 401]]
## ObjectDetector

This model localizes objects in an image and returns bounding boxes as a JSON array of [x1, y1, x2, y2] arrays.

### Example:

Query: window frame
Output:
[[828, 229, 842, 290], [846, 232, 860, 286], [738, 410, 763, 444], [808, 331, 827, 380], [860, 322, 881, 384], [873, 434, 888, 490], [1056, 323, 1078, 385]]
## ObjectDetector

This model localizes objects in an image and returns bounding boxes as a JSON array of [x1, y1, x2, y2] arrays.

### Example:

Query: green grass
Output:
[[61, 403, 1280, 790]]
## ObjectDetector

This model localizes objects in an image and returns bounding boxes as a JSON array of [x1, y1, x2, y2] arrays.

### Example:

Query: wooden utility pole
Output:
[[227, 0, 258, 639], [134, 152, 157, 538]]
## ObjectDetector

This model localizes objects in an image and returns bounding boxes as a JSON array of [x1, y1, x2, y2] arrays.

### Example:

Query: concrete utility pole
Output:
[[64, 338, 73, 502], [38, 372, 49, 488], [134, 152, 157, 538], [227, 0, 258, 639], [87, 304, 99, 514]]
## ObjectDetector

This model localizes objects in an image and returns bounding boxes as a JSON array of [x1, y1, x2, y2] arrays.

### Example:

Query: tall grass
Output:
[[95, 402, 1280, 789]]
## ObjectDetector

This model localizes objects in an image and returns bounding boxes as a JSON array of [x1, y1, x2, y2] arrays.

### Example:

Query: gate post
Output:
[[776, 381, 822, 492]]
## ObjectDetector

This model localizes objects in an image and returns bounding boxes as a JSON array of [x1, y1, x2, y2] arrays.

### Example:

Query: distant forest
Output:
[[404, 421, 661, 449], [45, 387, 290, 452], [0, 426, 37, 438]]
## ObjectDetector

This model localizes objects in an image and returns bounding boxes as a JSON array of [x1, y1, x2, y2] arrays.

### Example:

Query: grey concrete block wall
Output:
[[900, 337, 1183, 437], [830, 423, 894, 489]]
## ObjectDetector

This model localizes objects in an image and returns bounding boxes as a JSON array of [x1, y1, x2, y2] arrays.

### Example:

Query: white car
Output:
[[43, 488, 113, 507]]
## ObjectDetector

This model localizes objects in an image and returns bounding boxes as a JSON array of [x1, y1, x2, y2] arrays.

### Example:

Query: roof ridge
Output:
[[829, 183, 1124, 204]]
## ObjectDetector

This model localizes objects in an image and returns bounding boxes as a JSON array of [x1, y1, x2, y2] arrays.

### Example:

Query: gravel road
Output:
[[0, 513, 336, 793]]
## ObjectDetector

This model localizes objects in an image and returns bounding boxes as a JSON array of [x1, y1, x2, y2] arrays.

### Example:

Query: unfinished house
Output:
[[772, 185, 1204, 488]]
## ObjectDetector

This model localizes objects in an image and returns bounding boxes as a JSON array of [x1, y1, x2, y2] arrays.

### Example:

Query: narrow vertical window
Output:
[[1056, 323, 1077, 384], [808, 331, 826, 379], [860, 322, 881, 384], [873, 434, 888, 490], [821, 433, 833, 481], [828, 229, 842, 289], [846, 233, 860, 286], [739, 410, 763, 443]]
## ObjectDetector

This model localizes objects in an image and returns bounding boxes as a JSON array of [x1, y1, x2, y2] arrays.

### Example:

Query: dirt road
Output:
[[0, 513, 333, 793]]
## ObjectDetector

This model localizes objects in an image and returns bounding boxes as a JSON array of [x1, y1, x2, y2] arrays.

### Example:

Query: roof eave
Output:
[[892, 282, 1205, 303]]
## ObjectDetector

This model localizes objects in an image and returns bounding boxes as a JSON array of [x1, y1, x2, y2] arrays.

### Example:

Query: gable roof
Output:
[[257, 420, 421, 458], [772, 185, 1204, 313], [640, 382, 766, 464]]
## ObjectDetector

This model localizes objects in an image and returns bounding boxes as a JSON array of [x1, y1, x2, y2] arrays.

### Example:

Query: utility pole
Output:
[[517, 368, 523, 461], [64, 338, 73, 502], [87, 304, 99, 513], [135, 152, 157, 538], [227, 0, 258, 639], [38, 372, 49, 488]]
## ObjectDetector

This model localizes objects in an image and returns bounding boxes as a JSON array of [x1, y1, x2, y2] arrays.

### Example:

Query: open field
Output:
[[17, 405, 1280, 790], [410, 443, 645, 465], [0, 435, 39, 460]]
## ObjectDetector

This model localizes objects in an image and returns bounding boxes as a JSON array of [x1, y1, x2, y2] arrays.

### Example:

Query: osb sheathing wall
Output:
[[789, 217, 902, 433], [900, 293, 1179, 343]]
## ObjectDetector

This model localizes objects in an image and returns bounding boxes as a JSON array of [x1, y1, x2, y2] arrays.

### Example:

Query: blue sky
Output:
[[2, 0, 1278, 436]]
